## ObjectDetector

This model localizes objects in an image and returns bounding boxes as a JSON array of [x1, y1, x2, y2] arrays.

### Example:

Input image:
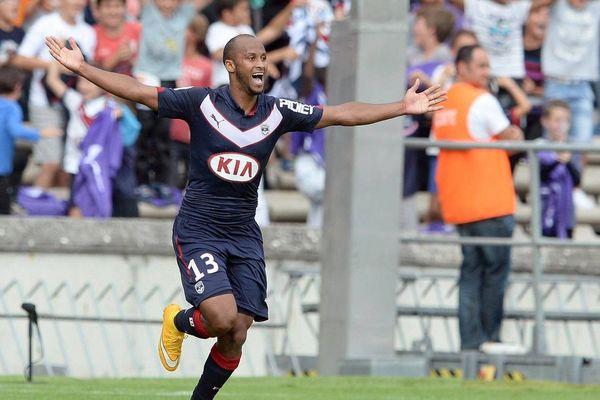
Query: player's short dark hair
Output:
[[222, 34, 255, 66], [0, 66, 25, 95], [543, 99, 571, 117], [96, 0, 126, 7], [215, 0, 246, 18], [455, 44, 482, 67], [416, 6, 455, 44]]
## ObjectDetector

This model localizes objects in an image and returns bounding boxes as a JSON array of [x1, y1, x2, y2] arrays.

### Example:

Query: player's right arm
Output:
[[45, 36, 158, 111]]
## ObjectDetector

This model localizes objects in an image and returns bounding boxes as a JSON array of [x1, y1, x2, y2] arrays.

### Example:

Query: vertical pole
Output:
[[27, 319, 32, 382], [318, 0, 408, 375], [528, 149, 547, 354]]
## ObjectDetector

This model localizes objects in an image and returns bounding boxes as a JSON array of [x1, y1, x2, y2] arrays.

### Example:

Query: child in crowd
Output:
[[45, 61, 108, 216], [404, 7, 455, 232], [290, 35, 327, 228], [461, 0, 533, 133], [0, 0, 32, 196], [134, 0, 201, 190], [407, 6, 454, 86], [206, 0, 302, 88], [0, 0, 23, 67], [45, 61, 141, 217], [539, 100, 581, 239], [0, 66, 59, 214], [16, 0, 96, 189], [93, 0, 141, 76], [169, 14, 212, 189], [542, 0, 600, 166], [431, 29, 478, 89], [522, 3, 550, 141], [462, 0, 532, 79]]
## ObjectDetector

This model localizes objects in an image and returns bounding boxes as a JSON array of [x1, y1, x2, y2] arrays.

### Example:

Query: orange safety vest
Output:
[[432, 82, 515, 225]]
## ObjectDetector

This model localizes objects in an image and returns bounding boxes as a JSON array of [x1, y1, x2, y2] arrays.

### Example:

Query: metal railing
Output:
[[0, 278, 289, 377], [402, 138, 600, 355]]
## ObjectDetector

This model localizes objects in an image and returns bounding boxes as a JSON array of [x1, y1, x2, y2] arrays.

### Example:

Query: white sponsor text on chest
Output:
[[279, 99, 314, 115]]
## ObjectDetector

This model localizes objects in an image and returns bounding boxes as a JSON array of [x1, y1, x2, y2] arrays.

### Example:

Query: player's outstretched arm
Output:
[[315, 79, 446, 129], [45, 36, 158, 111]]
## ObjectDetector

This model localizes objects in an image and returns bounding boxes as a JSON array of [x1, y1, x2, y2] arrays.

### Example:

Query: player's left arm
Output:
[[315, 79, 446, 129], [45, 36, 158, 111]]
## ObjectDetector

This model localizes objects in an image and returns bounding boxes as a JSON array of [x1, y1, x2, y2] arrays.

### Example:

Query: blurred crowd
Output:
[[0, 0, 349, 221], [1, 0, 599, 236], [404, 0, 600, 239]]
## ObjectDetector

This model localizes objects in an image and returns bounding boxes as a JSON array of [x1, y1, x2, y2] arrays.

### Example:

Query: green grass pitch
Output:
[[2, 376, 600, 400]]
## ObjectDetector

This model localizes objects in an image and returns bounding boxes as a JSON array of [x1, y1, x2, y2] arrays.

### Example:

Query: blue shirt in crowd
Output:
[[0, 97, 39, 176]]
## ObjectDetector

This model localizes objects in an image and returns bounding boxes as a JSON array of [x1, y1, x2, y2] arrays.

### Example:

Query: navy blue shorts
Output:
[[172, 215, 268, 322]]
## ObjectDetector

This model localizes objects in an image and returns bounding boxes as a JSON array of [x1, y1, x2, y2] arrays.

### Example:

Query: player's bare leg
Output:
[[189, 312, 253, 399], [163, 293, 253, 399], [159, 294, 250, 368]]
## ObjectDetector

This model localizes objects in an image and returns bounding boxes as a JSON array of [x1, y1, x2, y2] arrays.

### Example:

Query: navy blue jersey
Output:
[[158, 85, 323, 224]]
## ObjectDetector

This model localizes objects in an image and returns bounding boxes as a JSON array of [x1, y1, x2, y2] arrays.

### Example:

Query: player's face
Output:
[[97, 0, 126, 30], [465, 48, 490, 88], [232, 41, 267, 95]]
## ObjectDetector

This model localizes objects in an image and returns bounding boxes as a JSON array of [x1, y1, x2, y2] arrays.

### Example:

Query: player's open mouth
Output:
[[251, 72, 264, 85]]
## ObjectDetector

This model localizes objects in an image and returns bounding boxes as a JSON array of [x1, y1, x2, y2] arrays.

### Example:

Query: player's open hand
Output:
[[404, 79, 447, 115], [45, 36, 84, 74]]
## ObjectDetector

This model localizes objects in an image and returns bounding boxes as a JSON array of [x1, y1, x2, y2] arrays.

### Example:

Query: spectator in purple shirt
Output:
[[539, 100, 580, 238]]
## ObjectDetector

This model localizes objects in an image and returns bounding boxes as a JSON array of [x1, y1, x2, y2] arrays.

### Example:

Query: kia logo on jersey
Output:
[[208, 152, 260, 182]]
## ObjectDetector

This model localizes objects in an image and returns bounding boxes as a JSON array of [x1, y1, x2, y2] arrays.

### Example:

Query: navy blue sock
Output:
[[191, 345, 240, 400], [174, 308, 210, 339]]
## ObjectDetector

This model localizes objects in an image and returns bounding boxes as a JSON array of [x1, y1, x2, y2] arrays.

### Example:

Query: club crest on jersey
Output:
[[261, 124, 269, 135], [208, 152, 260, 183]]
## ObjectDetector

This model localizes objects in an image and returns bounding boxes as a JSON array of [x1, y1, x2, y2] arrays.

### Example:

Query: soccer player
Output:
[[45, 33, 446, 399]]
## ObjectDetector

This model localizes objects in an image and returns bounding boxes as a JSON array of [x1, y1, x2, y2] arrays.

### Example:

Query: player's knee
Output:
[[230, 326, 248, 347], [208, 312, 237, 336]]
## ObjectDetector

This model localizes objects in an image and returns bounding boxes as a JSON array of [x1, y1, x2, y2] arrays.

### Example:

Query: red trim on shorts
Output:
[[210, 345, 241, 371], [175, 238, 192, 278], [192, 309, 210, 339]]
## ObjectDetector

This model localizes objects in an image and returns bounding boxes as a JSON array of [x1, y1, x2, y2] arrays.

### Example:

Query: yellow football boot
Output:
[[158, 304, 185, 372]]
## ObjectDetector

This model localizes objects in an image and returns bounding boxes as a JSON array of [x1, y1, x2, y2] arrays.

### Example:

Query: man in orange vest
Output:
[[432, 44, 523, 351]]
